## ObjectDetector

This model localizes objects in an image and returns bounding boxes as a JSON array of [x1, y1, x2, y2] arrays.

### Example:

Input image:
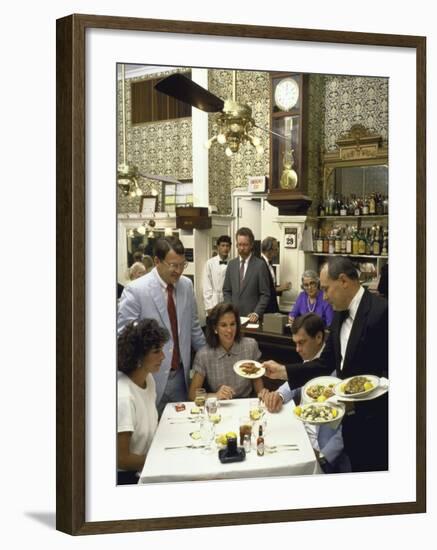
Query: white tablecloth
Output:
[[139, 398, 320, 484]]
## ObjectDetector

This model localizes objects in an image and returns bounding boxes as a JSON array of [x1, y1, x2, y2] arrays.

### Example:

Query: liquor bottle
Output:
[[372, 226, 381, 256], [365, 228, 372, 255], [257, 426, 265, 456], [340, 227, 347, 254], [382, 229, 389, 255], [383, 195, 389, 214], [362, 196, 369, 216], [358, 230, 366, 255], [328, 232, 335, 254], [354, 196, 361, 217], [316, 229, 324, 253], [334, 229, 342, 254], [376, 193, 384, 215], [327, 194, 335, 216], [369, 193, 376, 215], [346, 226, 353, 254], [340, 197, 347, 216], [352, 228, 360, 255], [318, 199, 326, 217], [333, 195, 340, 216], [323, 230, 329, 254]]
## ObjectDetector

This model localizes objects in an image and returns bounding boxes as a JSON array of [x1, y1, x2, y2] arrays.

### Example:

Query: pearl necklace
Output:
[[307, 295, 317, 313]]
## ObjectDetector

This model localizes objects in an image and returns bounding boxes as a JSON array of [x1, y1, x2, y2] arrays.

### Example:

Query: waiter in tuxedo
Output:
[[202, 235, 232, 316], [263, 256, 388, 472], [222, 227, 271, 323], [261, 236, 291, 313]]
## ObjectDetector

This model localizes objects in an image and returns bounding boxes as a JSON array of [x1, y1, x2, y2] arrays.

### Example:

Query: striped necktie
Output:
[[166, 284, 180, 370]]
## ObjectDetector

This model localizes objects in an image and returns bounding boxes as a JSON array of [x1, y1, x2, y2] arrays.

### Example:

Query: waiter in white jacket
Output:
[[202, 235, 231, 316]]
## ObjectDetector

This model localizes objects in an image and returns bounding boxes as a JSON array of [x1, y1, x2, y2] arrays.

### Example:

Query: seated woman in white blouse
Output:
[[117, 318, 169, 485], [188, 303, 265, 401]]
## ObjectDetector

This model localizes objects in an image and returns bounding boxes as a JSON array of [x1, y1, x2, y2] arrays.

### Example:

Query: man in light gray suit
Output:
[[118, 237, 206, 415], [222, 227, 271, 323]]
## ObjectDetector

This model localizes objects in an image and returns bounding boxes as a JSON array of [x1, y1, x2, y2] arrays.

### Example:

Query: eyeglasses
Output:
[[302, 281, 317, 289], [161, 260, 189, 271]]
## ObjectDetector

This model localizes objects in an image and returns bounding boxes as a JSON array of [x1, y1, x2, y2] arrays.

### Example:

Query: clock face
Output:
[[274, 77, 300, 111]]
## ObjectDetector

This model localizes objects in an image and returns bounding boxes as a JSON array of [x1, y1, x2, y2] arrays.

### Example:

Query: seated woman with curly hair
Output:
[[188, 303, 265, 401], [117, 318, 169, 484]]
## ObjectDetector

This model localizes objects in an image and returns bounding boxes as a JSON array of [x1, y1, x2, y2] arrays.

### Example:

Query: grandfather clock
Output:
[[267, 72, 312, 215]]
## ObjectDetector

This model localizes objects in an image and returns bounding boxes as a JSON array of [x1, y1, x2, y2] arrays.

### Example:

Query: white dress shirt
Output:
[[261, 253, 276, 285], [202, 255, 228, 311], [340, 286, 365, 370]]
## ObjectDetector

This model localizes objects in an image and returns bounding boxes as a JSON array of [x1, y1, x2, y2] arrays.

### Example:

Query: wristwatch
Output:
[[318, 452, 328, 466]]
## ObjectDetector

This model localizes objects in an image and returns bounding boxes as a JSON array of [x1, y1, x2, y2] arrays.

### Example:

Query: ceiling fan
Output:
[[155, 71, 286, 156], [117, 64, 183, 197]]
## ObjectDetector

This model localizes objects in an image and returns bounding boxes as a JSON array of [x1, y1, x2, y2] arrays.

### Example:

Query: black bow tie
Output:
[[338, 310, 350, 324], [219, 260, 227, 265]]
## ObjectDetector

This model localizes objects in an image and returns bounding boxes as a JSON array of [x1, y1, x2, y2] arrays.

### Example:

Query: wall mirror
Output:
[[323, 124, 388, 201]]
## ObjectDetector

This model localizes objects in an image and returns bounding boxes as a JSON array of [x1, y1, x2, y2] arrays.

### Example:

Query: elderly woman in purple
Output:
[[288, 269, 334, 328]]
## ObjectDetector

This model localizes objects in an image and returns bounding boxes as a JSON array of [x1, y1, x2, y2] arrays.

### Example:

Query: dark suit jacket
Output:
[[263, 259, 280, 314], [222, 255, 271, 317], [285, 289, 388, 472]]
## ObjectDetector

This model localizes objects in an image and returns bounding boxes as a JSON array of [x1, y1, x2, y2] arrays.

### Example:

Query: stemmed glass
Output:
[[199, 410, 215, 454]]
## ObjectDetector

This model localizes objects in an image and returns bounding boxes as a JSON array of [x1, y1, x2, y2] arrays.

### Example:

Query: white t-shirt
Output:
[[117, 371, 158, 460]]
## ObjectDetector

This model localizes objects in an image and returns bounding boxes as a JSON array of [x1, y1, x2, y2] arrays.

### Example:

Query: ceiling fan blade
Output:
[[138, 172, 184, 185], [253, 123, 287, 140], [155, 73, 224, 113]]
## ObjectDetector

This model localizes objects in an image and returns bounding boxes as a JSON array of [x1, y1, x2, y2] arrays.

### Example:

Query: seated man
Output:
[[263, 313, 351, 474]]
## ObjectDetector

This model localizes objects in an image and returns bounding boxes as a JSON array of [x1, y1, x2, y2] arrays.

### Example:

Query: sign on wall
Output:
[[284, 227, 298, 249]]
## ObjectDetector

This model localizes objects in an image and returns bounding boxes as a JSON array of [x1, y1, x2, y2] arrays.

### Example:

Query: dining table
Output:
[[138, 398, 321, 484]]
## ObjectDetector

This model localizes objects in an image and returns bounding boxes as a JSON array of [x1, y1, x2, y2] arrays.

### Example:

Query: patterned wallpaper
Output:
[[207, 70, 270, 214], [324, 75, 388, 151], [117, 68, 192, 213], [117, 69, 388, 215]]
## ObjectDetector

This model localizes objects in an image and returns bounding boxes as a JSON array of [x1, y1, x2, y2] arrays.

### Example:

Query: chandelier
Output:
[[205, 71, 264, 157]]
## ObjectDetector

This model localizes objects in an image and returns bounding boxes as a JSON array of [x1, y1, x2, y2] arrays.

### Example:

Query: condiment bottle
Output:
[[243, 434, 251, 453], [257, 426, 264, 456]]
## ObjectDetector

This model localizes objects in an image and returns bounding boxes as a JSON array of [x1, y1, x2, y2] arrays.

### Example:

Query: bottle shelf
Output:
[[317, 215, 388, 219], [306, 252, 388, 259]]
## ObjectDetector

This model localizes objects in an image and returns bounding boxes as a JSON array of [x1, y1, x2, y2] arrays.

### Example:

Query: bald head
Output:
[[319, 258, 361, 311]]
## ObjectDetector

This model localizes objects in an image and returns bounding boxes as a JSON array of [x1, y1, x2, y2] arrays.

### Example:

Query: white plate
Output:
[[233, 360, 265, 379], [293, 402, 345, 426], [302, 376, 341, 403], [334, 374, 380, 398]]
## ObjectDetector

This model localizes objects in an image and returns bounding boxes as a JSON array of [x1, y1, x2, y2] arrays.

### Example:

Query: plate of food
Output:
[[293, 402, 345, 425], [233, 360, 265, 379], [302, 376, 340, 403], [334, 375, 380, 398]]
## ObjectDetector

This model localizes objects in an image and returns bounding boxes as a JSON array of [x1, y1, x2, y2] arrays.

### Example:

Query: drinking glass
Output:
[[239, 416, 252, 446], [249, 398, 264, 422], [206, 397, 221, 425], [194, 388, 206, 410], [200, 415, 215, 454]]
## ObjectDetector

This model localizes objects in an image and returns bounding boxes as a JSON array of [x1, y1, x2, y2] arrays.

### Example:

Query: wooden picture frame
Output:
[[56, 13, 426, 535]]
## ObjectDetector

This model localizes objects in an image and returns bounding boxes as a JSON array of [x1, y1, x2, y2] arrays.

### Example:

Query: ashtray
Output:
[[218, 447, 246, 464]]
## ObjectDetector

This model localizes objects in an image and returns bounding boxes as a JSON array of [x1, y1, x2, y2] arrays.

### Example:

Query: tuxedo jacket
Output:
[[222, 255, 271, 317], [285, 289, 388, 472], [263, 258, 280, 314], [117, 269, 206, 403]]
